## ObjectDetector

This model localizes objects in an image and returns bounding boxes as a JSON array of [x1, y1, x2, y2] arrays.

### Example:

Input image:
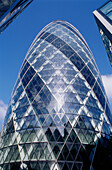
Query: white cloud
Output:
[[0, 100, 8, 121], [101, 74, 112, 107]]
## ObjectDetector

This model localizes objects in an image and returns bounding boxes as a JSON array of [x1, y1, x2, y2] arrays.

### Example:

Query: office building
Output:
[[93, 0, 112, 66], [0, 20, 112, 169], [0, 0, 33, 34]]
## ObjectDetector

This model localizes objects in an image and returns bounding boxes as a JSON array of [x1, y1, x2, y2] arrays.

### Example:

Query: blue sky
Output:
[[0, 0, 112, 130]]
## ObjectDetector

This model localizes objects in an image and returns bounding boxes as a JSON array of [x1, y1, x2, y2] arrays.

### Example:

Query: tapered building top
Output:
[[0, 20, 112, 169]]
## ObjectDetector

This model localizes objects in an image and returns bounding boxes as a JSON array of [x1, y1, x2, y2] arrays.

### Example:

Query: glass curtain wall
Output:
[[0, 20, 112, 170]]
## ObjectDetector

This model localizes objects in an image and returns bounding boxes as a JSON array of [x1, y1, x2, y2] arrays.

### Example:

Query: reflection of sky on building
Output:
[[0, 0, 16, 18], [99, 28, 112, 65], [0, 20, 112, 169], [100, 1, 112, 20], [93, 1, 112, 67]]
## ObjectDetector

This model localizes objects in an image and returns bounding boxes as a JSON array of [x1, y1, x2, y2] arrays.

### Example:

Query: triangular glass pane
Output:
[[38, 115, 45, 125], [13, 136, 17, 145], [76, 163, 83, 170], [58, 108, 64, 113], [86, 94, 99, 109], [51, 109, 56, 113], [50, 134, 55, 142], [41, 142, 47, 150], [67, 114, 77, 124], [80, 109, 87, 116], [42, 120, 48, 127], [58, 152, 64, 160], [16, 152, 21, 161], [50, 143, 55, 150], [39, 162, 46, 169], [58, 135, 64, 142], [39, 149, 45, 160], [58, 113, 64, 120], [44, 146, 51, 160], [54, 115, 60, 126], [67, 162, 74, 169], [66, 143, 73, 151], [67, 153, 74, 161], [62, 144, 69, 159], [22, 144, 28, 160], [48, 152, 54, 160], [87, 106, 102, 120], [34, 119, 41, 128], [10, 146, 18, 162], [35, 162, 41, 170], [30, 148, 37, 160], [69, 129, 77, 142], [38, 133, 45, 142], [54, 129, 60, 141], [45, 128, 52, 141], [66, 121, 72, 128], [43, 163, 50, 170], [72, 163, 78, 170], [27, 129, 36, 142], [53, 144, 60, 158], [70, 144, 78, 160], [61, 115, 68, 125], [20, 130, 30, 143], [58, 162, 64, 169], [30, 162, 38, 170], [46, 115, 53, 127], [57, 143, 63, 150], [79, 116, 87, 128], [67, 135, 72, 142], [62, 163, 68, 170]]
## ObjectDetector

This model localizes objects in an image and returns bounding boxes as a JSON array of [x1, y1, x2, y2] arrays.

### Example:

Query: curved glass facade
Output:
[[0, 20, 112, 170], [0, 0, 33, 34]]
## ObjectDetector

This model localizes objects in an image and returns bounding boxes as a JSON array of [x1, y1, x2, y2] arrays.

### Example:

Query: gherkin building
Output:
[[0, 20, 112, 170]]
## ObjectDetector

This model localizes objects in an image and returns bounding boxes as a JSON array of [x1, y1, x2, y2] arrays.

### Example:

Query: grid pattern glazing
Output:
[[99, 28, 112, 66], [0, 20, 112, 170], [94, 0, 112, 67], [99, 0, 112, 21]]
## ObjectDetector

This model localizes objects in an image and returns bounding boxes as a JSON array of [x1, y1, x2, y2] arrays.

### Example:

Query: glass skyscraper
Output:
[[0, 20, 112, 170], [93, 0, 112, 66], [0, 0, 33, 34]]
